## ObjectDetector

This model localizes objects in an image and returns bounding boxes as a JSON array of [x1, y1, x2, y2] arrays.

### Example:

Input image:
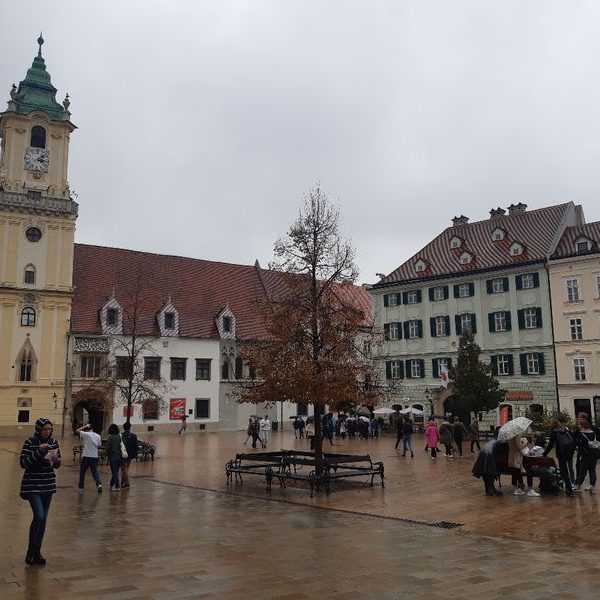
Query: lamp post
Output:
[[424, 387, 433, 417]]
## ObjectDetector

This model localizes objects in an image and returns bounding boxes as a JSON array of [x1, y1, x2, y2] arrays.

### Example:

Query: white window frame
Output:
[[387, 294, 398, 307], [460, 252, 472, 264], [390, 360, 402, 379], [492, 278, 505, 294], [569, 317, 583, 341], [521, 273, 535, 289], [566, 278, 580, 302], [524, 308, 537, 329], [408, 320, 419, 339], [435, 316, 447, 337], [458, 283, 470, 298], [406, 291, 418, 305], [526, 353, 540, 375], [494, 312, 507, 332], [576, 240, 590, 253], [497, 355, 510, 376], [450, 236, 462, 249], [388, 322, 400, 340], [460, 313, 472, 334], [573, 357, 587, 382], [410, 359, 421, 378], [433, 286, 445, 301]]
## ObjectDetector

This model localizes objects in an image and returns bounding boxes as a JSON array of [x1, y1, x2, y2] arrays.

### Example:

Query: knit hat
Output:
[[34, 417, 53, 438]]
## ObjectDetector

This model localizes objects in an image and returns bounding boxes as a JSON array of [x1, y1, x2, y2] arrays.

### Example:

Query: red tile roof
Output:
[[72, 244, 372, 337], [552, 221, 600, 259], [376, 203, 575, 286]]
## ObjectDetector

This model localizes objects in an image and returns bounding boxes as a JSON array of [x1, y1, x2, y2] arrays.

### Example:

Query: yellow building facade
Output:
[[549, 223, 600, 420], [0, 37, 77, 435]]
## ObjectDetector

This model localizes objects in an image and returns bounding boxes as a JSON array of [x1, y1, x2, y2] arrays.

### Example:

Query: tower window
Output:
[[20, 353, 33, 381], [21, 307, 36, 327], [30, 126, 46, 149], [25, 228, 42, 243], [24, 267, 36, 284]]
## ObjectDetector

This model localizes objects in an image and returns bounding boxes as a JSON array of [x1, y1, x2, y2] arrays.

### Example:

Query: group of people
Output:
[[244, 415, 271, 448], [423, 415, 479, 459]]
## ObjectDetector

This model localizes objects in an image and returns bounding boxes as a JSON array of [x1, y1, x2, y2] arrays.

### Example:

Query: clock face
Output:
[[24, 147, 50, 173]]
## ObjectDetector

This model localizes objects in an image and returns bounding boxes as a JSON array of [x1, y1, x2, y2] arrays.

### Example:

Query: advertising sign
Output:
[[169, 398, 186, 420]]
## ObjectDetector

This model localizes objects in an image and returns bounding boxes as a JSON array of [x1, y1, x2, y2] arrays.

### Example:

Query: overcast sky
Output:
[[2, 1, 600, 284]]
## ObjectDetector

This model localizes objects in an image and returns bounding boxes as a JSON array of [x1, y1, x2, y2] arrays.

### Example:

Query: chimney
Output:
[[452, 215, 469, 226], [507, 203, 527, 215], [489, 207, 506, 219]]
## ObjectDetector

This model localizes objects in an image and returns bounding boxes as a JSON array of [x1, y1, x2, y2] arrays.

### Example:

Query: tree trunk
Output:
[[313, 404, 324, 473]]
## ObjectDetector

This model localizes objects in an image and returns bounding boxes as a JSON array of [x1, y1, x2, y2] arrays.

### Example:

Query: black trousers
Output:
[[557, 453, 574, 493], [470, 439, 481, 452]]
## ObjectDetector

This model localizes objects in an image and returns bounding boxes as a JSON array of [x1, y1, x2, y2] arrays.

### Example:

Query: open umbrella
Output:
[[356, 406, 371, 416], [358, 416, 370, 422], [373, 407, 395, 415], [399, 407, 424, 415], [497, 417, 532, 442]]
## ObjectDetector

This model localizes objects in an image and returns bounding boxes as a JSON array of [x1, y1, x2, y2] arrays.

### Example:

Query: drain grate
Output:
[[430, 521, 463, 529]]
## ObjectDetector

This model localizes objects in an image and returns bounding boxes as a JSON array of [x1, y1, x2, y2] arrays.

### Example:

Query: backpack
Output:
[[555, 429, 575, 454]]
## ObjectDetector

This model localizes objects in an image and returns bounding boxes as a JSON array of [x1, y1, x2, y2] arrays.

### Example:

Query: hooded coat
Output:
[[20, 418, 61, 499]]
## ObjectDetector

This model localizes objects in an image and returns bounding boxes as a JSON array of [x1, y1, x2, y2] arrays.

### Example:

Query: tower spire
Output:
[[37, 32, 44, 57]]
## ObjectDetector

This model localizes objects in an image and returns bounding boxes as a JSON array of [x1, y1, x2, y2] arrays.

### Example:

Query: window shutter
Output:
[[468, 282, 475, 296], [386, 361, 392, 379], [517, 309, 525, 330], [403, 322, 410, 339], [453, 284, 460, 298], [505, 312, 512, 331], [538, 353, 545, 375], [402, 291, 408, 304], [536, 307, 543, 328], [430, 317, 437, 337], [443, 286, 449, 300], [486, 280, 493, 294], [384, 324, 390, 340], [508, 354, 514, 375], [533, 272, 540, 288], [471, 314, 477, 334], [445, 316, 451, 335], [488, 313, 495, 332], [515, 275, 523, 290], [405, 360, 412, 378], [417, 320, 423, 338], [455, 315, 462, 336], [419, 359, 425, 378], [396, 293, 402, 305], [399, 361, 405, 379], [490, 355, 498, 376], [447, 358, 453, 370], [502, 277, 509, 291], [416, 290, 422, 303], [383, 295, 389, 307], [428, 288, 435, 301], [397, 322, 403, 340], [432, 358, 439, 378], [520, 354, 528, 375]]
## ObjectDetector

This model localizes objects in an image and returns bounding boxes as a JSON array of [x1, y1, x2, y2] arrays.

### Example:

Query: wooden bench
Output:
[[225, 451, 289, 489], [323, 454, 385, 494], [137, 441, 156, 461]]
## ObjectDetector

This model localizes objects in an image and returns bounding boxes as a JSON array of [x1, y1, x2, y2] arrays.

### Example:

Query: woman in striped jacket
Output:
[[20, 417, 61, 566]]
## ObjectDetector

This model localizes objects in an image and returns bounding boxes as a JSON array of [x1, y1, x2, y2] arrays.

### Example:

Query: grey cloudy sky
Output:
[[2, 1, 600, 284]]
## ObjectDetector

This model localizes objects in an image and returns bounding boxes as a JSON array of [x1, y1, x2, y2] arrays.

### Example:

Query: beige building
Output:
[[0, 37, 77, 435], [549, 222, 600, 420]]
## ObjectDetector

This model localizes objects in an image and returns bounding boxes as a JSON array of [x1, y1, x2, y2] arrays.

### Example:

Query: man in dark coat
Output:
[[472, 439, 508, 496]]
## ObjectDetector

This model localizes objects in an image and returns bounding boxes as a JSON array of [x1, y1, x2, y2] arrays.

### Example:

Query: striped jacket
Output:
[[20, 435, 61, 498]]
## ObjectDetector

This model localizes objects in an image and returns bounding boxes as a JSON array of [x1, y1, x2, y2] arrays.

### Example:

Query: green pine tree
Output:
[[448, 332, 505, 415]]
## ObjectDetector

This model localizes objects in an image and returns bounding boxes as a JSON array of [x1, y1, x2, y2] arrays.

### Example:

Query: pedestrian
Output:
[[347, 418, 356, 439], [105, 423, 123, 491], [76, 423, 103, 492], [508, 435, 539, 496], [178, 414, 187, 435], [20, 418, 61, 566], [243, 418, 253, 445], [259, 415, 271, 448], [439, 418, 454, 457], [306, 419, 315, 450], [339, 418, 347, 440], [402, 419, 415, 457], [453, 416, 468, 456], [543, 418, 576, 496], [370, 417, 380, 439], [394, 417, 404, 452], [298, 417, 305, 439], [472, 439, 504, 496], [293, 417, 300, 439], [425, 418, 440, 459], [120, 422, 138, 489], [469, 417, 481, 453], [322, 413, 334, 445], [573, 412, 600, 494]]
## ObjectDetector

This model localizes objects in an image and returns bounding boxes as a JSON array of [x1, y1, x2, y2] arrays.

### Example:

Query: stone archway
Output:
[[71, 385, 112, 434]]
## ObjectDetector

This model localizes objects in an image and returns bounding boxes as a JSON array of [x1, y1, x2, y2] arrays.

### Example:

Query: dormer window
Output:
[[223, 316, 232, 332], [164, 312, 175, 329], [217, 307, 236, 339], [576, 238, 591, 254], [450, 236, 463, 249], [459, 251, 473, 264], [101, 297, 123, 334], [157, 299, 179, 337], [509, 242, 524, 256], [107, 308, 118, 326], [492, 228, 506, 241], [414, 259, 427, 273]]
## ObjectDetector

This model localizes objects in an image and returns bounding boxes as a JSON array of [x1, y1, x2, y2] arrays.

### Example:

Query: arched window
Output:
[[30, 126, 46, 149], [221, 361, 229, 380], [235, 357, 244, 379], [21, 307, 36, 327], [24, 265, 36, 285], [20, 352, 33, 381]]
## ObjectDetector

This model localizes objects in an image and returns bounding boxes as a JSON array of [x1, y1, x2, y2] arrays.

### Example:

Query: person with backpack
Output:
[[573, 412, 600, 494], [120, 422, 138, 489], [543, 418, 576, 496]]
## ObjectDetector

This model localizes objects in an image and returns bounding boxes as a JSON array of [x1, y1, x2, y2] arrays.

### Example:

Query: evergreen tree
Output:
[[449, 332, 505, 415]]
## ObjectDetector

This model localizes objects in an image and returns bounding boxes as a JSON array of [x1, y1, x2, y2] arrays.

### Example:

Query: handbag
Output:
[[120, 437, 129, 460]]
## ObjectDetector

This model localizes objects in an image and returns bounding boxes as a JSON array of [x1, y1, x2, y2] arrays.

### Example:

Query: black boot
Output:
[[25, 546, 35, 565], [33, 546, 46, 565]]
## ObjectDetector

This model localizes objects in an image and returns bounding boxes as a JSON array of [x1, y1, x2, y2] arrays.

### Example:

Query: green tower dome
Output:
[[10, 34, 67, 121]]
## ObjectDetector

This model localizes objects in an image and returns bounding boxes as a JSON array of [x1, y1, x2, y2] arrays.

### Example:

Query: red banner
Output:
[[170, 398, 186, 420], [122, 405, 134, 418]]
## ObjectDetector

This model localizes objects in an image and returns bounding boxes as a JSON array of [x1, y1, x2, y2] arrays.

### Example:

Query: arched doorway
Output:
[[499, 404, 513, 426], [72, 400, 105, 434]]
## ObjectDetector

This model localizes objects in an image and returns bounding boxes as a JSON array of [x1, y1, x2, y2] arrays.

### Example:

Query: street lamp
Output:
[[424, 387, 433, 416], [52, 393, 58, 411]]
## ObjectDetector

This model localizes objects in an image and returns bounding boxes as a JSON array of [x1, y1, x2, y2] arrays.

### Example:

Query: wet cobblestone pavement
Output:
[[1, 431, 599, 599]]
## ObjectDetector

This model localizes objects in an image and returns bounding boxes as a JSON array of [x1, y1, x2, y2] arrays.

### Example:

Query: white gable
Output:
[[157, 298, 179, 337], [450, 236, 463, 249], [100, 296, 122, 335], [459, 251, 473, 264]]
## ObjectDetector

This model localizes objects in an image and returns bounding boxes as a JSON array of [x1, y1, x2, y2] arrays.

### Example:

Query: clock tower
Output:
[[0, 36, 78, 435]]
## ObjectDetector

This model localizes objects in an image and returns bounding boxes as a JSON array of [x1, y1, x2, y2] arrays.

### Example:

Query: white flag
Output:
[[439, 364, 449, 389]]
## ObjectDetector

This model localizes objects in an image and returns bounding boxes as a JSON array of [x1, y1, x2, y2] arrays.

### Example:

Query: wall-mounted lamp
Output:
[[52, 392, 58, 410]]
